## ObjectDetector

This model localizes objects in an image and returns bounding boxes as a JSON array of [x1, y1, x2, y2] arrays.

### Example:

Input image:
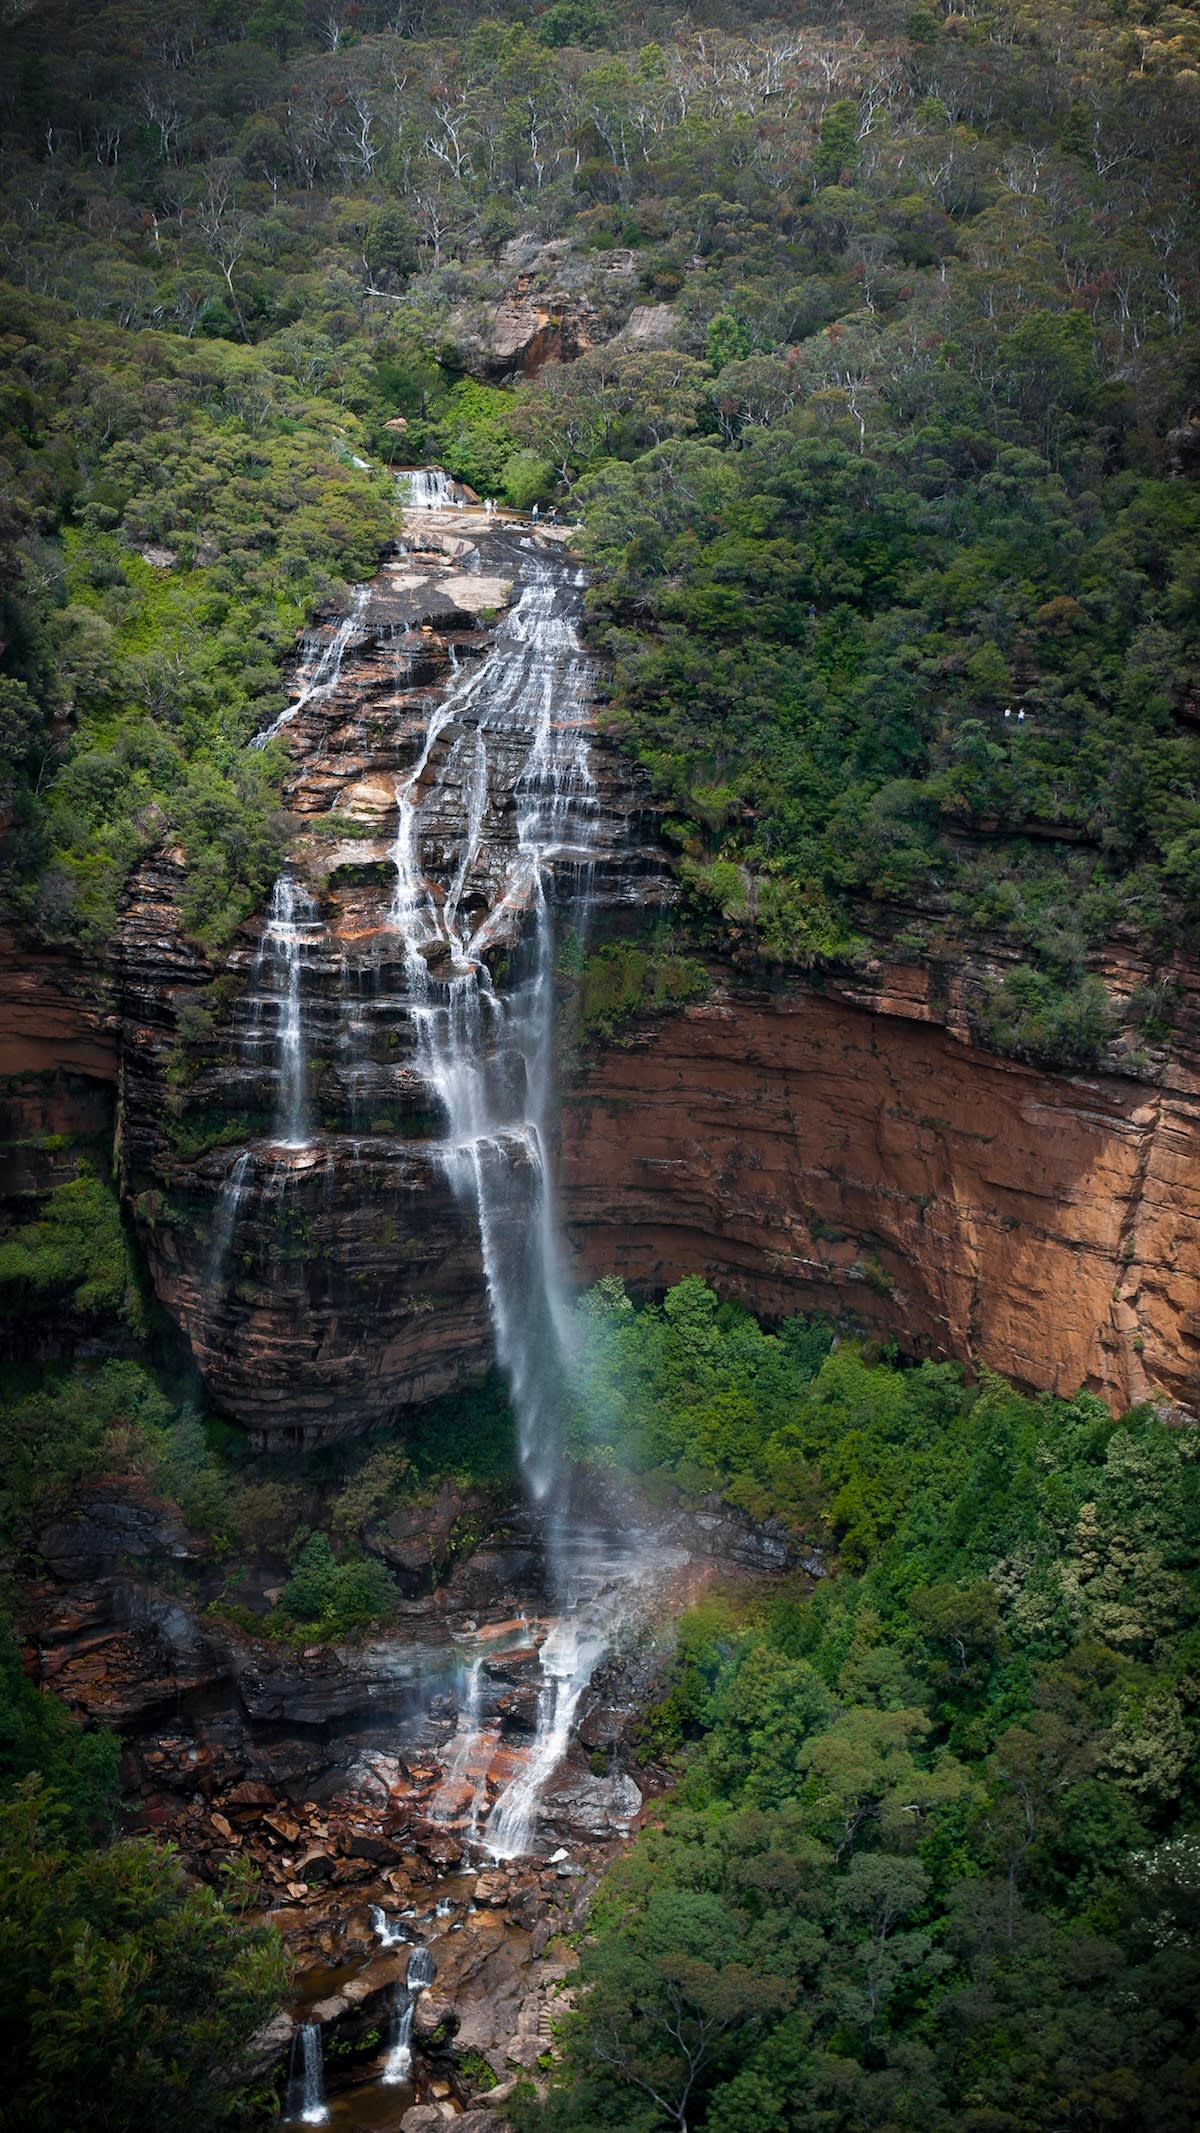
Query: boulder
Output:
[[243, 2009, 294, 2080], [473, 1871, 510, 1906], [413, 1991, 456, 2040], [618, 303, 681, 349], [37, 1491, 192, 1580], [540, 1769, 642, 1843]]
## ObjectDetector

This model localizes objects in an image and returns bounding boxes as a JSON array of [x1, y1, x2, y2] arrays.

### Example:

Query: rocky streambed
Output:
[[20, 1471, 812, 2128]]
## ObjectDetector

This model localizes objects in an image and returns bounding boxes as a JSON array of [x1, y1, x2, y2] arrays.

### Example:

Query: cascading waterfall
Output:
[[206, 1148, 252, 1293], [388, 550, 598, 1516], [484, 1528, 677, 1861], [381, 514, 671, 1856], [227, 499, 655, 1864], [381, 1944, 437, 2085], [486, 1611, 607, 1862], [439, 1652, 484, 1791], [399, 466, 455, 509], [283, 2023, 328, 2125], [254, 875, 320, 1147], [370, 1904, 407, 1949], [380, 1987, 414, 2086], [254, 584, 370, 747]]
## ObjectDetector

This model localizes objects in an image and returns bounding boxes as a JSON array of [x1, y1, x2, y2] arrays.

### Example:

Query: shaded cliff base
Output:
[[14, 1444, 803, 2125]]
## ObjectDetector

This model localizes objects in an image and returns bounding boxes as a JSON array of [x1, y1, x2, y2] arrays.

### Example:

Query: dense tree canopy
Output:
[[530, 1280, 1200, 2133]]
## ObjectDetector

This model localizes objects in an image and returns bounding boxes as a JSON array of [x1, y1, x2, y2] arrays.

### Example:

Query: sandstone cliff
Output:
[[561, 958, 1200, 1413]]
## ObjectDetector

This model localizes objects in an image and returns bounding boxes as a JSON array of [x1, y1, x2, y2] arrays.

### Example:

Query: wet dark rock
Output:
[[235, 1656, 370, 1727], [347, 1832, 401, 1864], [497, 1685, 541, 1735], [37, 1491, 194, 1580]]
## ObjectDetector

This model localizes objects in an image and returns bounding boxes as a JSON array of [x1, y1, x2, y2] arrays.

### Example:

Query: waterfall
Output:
[[483, 1530, 669, 1861], [399, 466, 455, 509], [255, 875, 320, 1147], [381, 531, 672, 1857], [486, 1611, 605, 1861], [283, 2024, 328, 2125], [433, 1652, 485, 1804], [380, 1986, 414, 2085], [206, 1148, 251, 1292], [388, 552, 598, 1511], [227, 517, 656, 1858], [254, 584, 370, 747], [381, 1945, 436, 2086], [370, 1903, 407, 1948]]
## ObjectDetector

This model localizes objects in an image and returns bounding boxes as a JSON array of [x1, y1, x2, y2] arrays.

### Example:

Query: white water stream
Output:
[[386, 544, 598, 1511], [399, 466, 456, 509], [380, 501, 676, 1854], [254, 585, 370, 748], [230, 491, 667, 1879], [283, 2023, 328, 2125], [255, 875, 322, 1147], [380, 1944, 438, 2085]]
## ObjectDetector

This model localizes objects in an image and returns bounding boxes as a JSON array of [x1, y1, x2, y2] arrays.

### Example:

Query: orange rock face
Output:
[[560, 971, 1200, 1413]]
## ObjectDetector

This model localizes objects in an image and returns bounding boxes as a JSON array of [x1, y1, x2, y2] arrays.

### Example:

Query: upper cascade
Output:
[[398, 466, 459, 510], [118, 497, 674, 1449]]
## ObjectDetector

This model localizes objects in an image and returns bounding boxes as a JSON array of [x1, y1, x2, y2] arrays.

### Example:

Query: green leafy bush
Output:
[[278, 1531, 396, 1638], [0, 1164, 144, 1330], [0, 1786, 288, 2133]]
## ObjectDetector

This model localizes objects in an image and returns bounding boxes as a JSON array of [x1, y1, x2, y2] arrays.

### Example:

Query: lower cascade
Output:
[[283, 2024, 328, 2126], [381, 1944, 436, 2086]]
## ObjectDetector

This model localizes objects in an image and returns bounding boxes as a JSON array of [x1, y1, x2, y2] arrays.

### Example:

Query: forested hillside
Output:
[[523, 1280, 1200, 2133], [1, 0, 1198, 1056]]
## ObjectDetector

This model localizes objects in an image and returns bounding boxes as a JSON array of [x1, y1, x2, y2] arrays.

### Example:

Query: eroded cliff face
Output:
[[561, 957, 1200, 1413]]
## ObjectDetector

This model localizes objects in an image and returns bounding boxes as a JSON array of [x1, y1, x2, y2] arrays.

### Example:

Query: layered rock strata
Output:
[[561, 957, 1200, 1413], [9, 501, 1200, 1427]]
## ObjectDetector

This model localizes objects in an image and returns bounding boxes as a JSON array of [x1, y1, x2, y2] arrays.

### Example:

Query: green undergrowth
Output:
[[559, 932, 711, 1045], [0, 1327, 517, 1643], [525, 1277, 1200, 2133], [0, 1310, 288, 2127], [0, 1161, 147, 1335], [1, 286, 392, 955]]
